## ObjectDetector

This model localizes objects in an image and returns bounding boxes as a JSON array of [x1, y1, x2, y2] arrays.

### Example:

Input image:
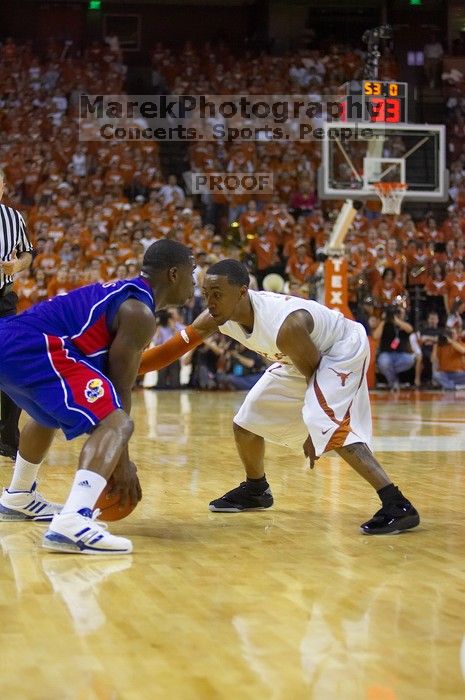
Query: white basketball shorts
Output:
[[233, 322, 372, 457]]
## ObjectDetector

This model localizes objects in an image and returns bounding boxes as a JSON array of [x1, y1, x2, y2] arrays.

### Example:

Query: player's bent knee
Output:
[[101, 409, 134, 442], [118, 414, 134, 442], [122, 416, 135, 442], [233, 422, 259, 440]]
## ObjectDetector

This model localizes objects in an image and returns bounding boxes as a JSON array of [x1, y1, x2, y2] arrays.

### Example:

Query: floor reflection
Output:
[[0, 522, 132, 636], [42, 554, 133, 636], [0, 523, 45, 595]]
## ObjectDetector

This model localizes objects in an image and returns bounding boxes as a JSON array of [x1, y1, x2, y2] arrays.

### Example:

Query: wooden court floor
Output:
[[1, 389, 465, 700]]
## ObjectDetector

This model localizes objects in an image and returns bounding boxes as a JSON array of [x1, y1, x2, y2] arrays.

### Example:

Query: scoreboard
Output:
[[339, 80, 408, 123]]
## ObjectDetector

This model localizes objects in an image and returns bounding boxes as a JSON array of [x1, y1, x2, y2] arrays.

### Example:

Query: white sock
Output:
[[61, 470, 107, 515], [8, 454, 43, 492]]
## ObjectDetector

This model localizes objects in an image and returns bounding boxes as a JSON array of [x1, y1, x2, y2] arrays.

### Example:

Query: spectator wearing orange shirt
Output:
[[419, 215, 444, 244], [432, 326, 465, 390], [405, 240, 431, 288], [285, 241, 316, 285], [385, 237, 407, 285], [424, 262, 447, 321], [33, 239, 61, 278], [443, 216, 465, 241], [373, 268, 405, 308], [102, 248, 119, 280], [239, 200, 264, 242], [33, 268, 49, 304], [88, 258, 108, 283], [275, 171, 296, 204], [371, 243, 391, 284], [248, 225, 281, 288], [273, 202, 296, 235], [113, 231, 134, 263], [46, 266, 70, 297], [440, 239, 456, 273], [445, 258, 465, 312], [456, 238, 465, 260], [84, 233, 107, 263], [13, 270, 37, 313], [46, 215, 66, 246]]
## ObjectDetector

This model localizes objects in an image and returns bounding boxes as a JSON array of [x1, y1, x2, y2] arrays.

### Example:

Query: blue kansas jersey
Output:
[[0, 277, 155, 439], [7, 277, 155, 361]]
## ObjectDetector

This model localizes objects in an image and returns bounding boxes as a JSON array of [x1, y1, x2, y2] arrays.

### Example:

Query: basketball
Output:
[[95, 483, 138, 521]]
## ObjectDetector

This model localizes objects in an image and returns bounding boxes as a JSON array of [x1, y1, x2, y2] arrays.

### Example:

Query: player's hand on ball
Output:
[[108, 459, 142, 507], [303, 434, 318, 469]]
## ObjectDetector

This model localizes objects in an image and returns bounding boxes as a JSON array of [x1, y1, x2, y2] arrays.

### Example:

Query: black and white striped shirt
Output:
[[0, 203, 33, 289]]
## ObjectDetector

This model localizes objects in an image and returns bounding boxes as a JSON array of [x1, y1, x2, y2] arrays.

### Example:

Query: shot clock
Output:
[[339, 80, 408, 123]]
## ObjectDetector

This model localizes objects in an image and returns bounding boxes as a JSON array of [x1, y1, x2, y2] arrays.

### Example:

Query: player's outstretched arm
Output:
[[138, 310, 219, 375], [191, 309, 220, 337]]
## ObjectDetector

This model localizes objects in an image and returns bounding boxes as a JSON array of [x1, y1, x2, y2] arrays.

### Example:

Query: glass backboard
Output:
[[319, 123, 447, 201]]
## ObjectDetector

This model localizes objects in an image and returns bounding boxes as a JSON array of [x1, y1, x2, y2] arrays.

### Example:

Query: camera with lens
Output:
[[363, 25, 393, 44], [384, 304, 399, 322], [437, 328, 452, 346]]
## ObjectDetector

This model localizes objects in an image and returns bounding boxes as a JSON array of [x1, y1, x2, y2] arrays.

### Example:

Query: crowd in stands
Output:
[[2, 36, 465, 391]]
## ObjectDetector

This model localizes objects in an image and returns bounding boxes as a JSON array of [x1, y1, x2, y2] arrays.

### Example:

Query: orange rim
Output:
[[373, 182, 408, 194]]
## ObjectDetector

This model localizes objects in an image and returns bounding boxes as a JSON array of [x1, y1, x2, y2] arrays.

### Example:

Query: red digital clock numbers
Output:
[[368, 97, 401, 123]]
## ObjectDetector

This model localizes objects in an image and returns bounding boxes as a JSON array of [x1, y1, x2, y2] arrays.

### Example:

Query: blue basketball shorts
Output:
[[0, 325, 122, 440]]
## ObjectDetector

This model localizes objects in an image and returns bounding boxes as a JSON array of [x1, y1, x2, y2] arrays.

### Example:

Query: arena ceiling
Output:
[[22, 0, 385, 6]]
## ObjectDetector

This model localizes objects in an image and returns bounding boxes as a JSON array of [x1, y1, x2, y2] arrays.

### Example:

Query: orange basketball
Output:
[[95, 483, 138, 521]]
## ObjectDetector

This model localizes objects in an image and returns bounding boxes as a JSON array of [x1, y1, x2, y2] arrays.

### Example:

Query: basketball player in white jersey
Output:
[[192, 259, 420, 535]]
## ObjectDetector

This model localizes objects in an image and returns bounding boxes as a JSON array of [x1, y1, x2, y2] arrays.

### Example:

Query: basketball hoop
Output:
[[373, 182, 408, 215]]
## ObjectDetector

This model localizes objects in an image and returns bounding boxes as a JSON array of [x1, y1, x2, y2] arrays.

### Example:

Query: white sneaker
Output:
[[0, 482, 62, 521], [43, 508, 133, 555]]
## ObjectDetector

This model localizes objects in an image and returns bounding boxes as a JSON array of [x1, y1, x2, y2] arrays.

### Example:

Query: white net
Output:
[[373, 182, 408, 215]]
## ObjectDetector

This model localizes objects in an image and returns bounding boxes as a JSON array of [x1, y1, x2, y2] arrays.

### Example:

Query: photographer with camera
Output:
[[216, 341, 267, 391], [417, 310, 442, 386], [373, 304, 415, 390], [431, 327, 465, 390], [362, 25, 393, 80]]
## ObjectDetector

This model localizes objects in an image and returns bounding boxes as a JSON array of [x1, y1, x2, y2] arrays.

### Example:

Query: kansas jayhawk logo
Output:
[[85, 378, 105, 403]]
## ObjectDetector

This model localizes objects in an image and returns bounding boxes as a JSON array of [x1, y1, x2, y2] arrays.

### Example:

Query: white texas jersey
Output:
[[218, 290, 356, 366]]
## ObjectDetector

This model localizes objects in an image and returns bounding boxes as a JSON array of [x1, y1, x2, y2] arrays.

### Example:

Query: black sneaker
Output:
[[360, 502, 420, 535], [0, 442, 17, 461], [209, 482, 274, 512]]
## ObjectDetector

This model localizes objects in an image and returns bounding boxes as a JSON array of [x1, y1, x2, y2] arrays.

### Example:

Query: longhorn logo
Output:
[[328, 367, 353, 387]]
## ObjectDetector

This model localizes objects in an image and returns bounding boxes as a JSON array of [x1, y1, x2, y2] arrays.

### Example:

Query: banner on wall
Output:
[[324, 257, 353, 320]]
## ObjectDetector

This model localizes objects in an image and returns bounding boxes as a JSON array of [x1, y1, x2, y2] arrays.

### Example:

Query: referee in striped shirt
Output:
[[0, 168, 33, 459]]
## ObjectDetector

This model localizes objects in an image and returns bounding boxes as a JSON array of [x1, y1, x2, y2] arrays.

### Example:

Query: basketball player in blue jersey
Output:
[[0, 239, 194, 554]]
